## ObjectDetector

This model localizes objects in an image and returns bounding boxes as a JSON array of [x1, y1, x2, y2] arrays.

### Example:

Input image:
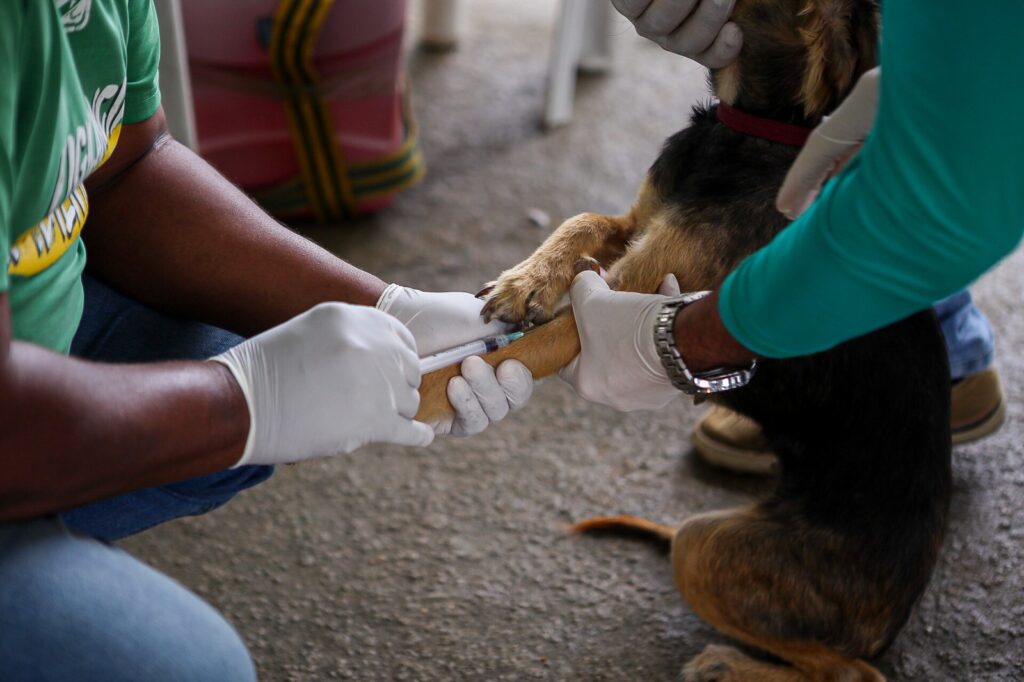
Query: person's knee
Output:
[[144, 607, 257, 682], [0, 519, 257, 682]]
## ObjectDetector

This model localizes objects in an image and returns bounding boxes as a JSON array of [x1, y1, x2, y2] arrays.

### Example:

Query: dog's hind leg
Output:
[[671, 509, 889, 682], [682, 644, 884, 682]]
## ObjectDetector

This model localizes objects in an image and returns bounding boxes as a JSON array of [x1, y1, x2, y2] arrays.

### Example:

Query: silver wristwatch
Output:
[[653, 291, 757, 395]]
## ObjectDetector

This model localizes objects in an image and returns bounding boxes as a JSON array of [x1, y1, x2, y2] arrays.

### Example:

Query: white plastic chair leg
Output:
[[544, 0, 616, 129], [154, 0, 197, 149], [579, 0, 615, 73], [421, 0, 463, 50]]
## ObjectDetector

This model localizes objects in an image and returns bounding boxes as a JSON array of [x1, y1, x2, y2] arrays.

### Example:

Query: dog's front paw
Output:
[[481, 256, 603, 326], [681, 645, 750, 682], [480, 269, 556, 326]]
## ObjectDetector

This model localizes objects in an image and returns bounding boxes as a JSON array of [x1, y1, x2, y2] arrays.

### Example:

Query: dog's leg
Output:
[[682, 644, 884, 682], [481, 212, 636, 325], [671, 509, 889, 682], [481, 176, 663, 325], [607, 215, 735, 294], [683, 644, 807, 682], [417, 180, 665, 421], [415, 310, 580, 422], [415, 207, 630, 422]]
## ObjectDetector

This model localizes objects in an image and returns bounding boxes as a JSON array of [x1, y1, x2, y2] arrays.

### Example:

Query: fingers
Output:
[[446, 375, 489, 436], [634, 0, 698, 38], [389, 419, 436, 447], [570, 270, 611, 308], [393, 338, 423, 390], [393, 380, 422, 421], [440, 358, 535, 438], [614, 0, 740, 66], [691, 20, 742, 69], [557, 353, 582, 387], [379, 314, 424, 389], [776, 67, 880, 219], [816, 67, 880, 141], [662, 0, 737, 62], [386, 313, 419, 355], [496, 360, 534, 411], [430, 415, 455, 435], [461, 356, 511, 423], [776, 132, 859, 219], [611, 0, 655, 20], [658, 273, 681, 296]]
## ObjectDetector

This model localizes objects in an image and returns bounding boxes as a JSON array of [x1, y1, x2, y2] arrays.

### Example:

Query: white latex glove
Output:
[[212, 302, 434, 467], [612, 0, 742, 69], [376, 283, 509, 356], [431, 356, 534, 437], [559, 271, 683, 412], [376, 284, 535, 435], [776, 67, 880, 220]]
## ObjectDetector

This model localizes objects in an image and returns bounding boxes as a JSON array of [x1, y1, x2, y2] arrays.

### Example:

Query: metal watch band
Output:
[[653, 292, 757, 395]]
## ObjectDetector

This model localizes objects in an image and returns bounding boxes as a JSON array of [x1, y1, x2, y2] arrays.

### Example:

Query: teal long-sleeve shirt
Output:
[[718, 3, 1024, 358]]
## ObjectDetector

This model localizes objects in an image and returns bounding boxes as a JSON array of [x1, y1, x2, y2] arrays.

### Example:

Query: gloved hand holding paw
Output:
[[559, 271, 684, 412]]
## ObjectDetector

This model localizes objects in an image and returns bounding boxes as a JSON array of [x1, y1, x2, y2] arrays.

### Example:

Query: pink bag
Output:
[[182, 0, 424, 220]]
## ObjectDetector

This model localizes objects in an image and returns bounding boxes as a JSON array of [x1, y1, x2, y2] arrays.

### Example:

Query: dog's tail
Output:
[[571, 515, 676, 545]]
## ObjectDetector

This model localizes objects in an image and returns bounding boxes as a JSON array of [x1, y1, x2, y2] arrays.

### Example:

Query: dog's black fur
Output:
[[649, 96, 952, 658]]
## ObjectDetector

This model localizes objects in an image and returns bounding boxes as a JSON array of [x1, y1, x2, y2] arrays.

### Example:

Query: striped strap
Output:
[[269, 0, 356, 221]]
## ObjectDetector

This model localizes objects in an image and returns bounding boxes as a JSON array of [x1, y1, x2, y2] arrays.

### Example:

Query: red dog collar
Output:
[[716, 102, 814, 147]]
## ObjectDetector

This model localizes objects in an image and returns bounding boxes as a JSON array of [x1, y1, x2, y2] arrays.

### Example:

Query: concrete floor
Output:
[[124, 2, 1024, 679]]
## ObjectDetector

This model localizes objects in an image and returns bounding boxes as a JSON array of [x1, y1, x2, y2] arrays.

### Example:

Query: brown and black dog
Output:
[[415, 1, 951, 679]]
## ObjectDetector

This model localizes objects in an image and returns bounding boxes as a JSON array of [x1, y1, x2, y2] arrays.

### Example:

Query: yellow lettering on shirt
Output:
[[8, 184, 89, 277]]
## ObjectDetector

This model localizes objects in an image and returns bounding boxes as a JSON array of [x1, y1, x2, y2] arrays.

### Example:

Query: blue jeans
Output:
[[935, 290, 995, 381], [0, 518, 256, 682], [62, 275, 274, 540], [0, 274, 273, 681]]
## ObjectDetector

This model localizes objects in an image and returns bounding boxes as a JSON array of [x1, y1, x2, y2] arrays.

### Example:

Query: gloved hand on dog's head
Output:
[[612, 0, 742, 69]]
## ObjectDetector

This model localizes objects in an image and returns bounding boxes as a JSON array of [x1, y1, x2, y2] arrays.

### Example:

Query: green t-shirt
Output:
[[0, 0, 161, 353], [719, 3, 1024, 358]]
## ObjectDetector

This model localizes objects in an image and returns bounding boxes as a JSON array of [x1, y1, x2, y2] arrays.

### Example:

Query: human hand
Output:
[[376, 284, 510, 356], [776, 67, 880, 220], [376, 284, 535, 435], [559, 271, 683, 412], [612, 0, 742, 68], [212, 303, 434, 466], [431, 356, 534, 437]]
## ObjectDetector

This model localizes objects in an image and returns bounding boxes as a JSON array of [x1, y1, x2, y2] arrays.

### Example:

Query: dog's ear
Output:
[[798, 0, 879, 117]]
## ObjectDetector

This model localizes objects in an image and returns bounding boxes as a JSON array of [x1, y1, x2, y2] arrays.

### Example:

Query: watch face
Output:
[[653, 295, 755, 395]]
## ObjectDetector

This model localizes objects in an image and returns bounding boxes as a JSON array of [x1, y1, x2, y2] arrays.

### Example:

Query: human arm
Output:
[[611, 0, 742, 68], [561, 4, 1024, 405], [0, 293, 439, 520], [0, 293, 248, 520], [718, 3, 1024, 358], [83, 110, 390, 337], [85, 110, 533, 433]]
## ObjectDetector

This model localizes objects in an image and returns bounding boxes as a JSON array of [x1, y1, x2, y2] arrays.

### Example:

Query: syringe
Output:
[[419, 331, 525, 374]]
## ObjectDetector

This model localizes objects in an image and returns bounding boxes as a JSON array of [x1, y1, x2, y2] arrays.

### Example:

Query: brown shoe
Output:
[[950, 368, 1006, 444], [691, 405, 779, 475], [693, 368, 1006, 474]]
